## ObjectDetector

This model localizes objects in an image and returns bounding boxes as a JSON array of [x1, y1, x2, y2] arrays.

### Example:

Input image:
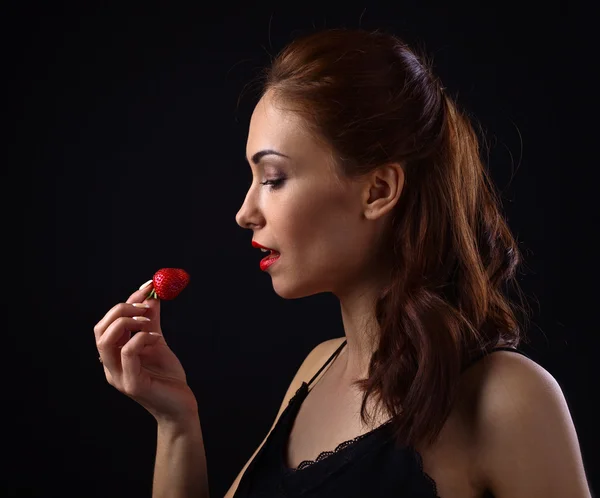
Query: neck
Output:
[[336, 282, 383, 381]]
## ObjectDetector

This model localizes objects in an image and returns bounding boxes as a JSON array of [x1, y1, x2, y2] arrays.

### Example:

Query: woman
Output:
[[94, 29, 591, 497]]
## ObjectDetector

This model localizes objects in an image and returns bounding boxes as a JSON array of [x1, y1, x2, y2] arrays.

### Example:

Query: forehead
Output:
[[247, 93, 306, 152]]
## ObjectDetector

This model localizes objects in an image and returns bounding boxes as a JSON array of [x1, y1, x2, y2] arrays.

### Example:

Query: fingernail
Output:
[[139, 279, 153, 290], [132, 303, 150, 308], [133, 316, 151, 322], [149, 332, 162, 336]]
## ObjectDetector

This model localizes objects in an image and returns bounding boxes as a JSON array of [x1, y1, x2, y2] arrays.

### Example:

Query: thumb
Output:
[[121, 331, 165, 382]]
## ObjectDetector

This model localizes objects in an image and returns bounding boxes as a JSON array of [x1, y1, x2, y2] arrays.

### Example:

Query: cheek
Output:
[[311, 197, 371, 269], [270, 183, 361, 260], [269, 189, 330, 240], [305, 209, 364, 264]]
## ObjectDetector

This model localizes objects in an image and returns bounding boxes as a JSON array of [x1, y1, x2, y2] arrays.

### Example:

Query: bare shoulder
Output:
[[465, 349, 560, 410], [274, 337, 346, 411], [465, 350, 591, 497], [318, 336, 347, 358], [469, 350, 570, 427], [299, 337, 346, 379]]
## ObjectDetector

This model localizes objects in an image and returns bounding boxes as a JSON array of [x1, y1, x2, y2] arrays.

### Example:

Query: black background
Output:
[[6, 3, 597, 497]]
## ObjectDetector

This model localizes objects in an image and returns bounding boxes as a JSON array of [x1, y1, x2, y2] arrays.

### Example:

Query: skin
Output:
[[236, 89, 404, 380], [234, 90, 592, 497]]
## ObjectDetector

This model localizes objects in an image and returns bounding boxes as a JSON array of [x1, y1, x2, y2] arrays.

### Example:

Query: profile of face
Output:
[[235, 90, 403, 300]]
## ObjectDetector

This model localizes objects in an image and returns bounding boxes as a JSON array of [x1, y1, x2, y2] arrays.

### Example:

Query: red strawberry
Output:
[[145, 268, 191, 300]]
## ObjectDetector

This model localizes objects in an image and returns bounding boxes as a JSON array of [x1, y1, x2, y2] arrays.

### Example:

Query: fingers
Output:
[[121, 331, 164, 396], [94, 280, 160, 342], [126, 279, 161, 323], [97, 316, 154, 372], [94, 302, 152, 343], [94, 279, 164, 376]]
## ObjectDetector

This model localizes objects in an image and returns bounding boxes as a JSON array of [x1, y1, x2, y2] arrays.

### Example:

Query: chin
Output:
[[270, 276, 324, 300]]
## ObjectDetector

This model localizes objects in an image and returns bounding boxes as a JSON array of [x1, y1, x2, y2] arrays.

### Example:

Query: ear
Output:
[[362, 162, 404, 220]]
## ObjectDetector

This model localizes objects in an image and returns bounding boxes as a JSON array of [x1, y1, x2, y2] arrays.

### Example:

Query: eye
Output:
[[260, 178, 285, 190]]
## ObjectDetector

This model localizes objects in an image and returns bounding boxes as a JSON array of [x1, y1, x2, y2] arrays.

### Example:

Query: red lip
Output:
[[252, 240, 281, 271], [259, 252, 280, 271], [252, 240, 278, 251]]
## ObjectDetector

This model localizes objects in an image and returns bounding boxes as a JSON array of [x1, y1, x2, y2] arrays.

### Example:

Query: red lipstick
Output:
[[252, 240, 281, 271], [259, 253, 280, 271]]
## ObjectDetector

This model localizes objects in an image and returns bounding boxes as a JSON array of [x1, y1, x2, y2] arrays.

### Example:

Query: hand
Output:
[[94, 282, 198, 424]]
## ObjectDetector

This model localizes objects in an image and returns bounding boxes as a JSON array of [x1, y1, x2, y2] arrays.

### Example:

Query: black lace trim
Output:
[[289, 435, 439, 497], [291, 431, 375, 471], [286, 384, 440, 495], [409, 446, 440, 497]]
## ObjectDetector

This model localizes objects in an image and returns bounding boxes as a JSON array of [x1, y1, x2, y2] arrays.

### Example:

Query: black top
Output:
[[233, 340, 529, 497]]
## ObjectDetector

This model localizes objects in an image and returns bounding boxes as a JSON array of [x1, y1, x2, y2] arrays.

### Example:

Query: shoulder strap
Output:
[[307, 339, 347, 388]]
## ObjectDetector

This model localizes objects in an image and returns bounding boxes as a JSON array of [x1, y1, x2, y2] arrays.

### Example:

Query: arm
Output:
[[153, 414, 210, 498], [476, 352, 592, 497]]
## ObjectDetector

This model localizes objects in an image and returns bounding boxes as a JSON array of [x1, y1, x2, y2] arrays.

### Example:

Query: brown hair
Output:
[[256, 28, 528, 448]]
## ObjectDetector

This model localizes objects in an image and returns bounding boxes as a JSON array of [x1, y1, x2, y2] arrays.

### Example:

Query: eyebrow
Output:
[[246, 149, 290, 165]]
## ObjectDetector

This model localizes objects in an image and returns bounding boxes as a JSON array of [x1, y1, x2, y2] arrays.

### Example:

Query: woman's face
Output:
[[235, 90, 393, 299]]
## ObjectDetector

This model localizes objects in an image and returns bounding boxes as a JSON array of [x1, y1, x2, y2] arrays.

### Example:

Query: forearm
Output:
[[153, 414, 210, 498]]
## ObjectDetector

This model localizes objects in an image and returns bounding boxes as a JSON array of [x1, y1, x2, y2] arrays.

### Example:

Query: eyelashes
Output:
[[260, 178, 286, 190]]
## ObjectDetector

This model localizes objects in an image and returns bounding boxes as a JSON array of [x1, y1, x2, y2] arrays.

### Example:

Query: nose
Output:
[[235, 189, 262, 229], [235, 207, 249, 229]]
